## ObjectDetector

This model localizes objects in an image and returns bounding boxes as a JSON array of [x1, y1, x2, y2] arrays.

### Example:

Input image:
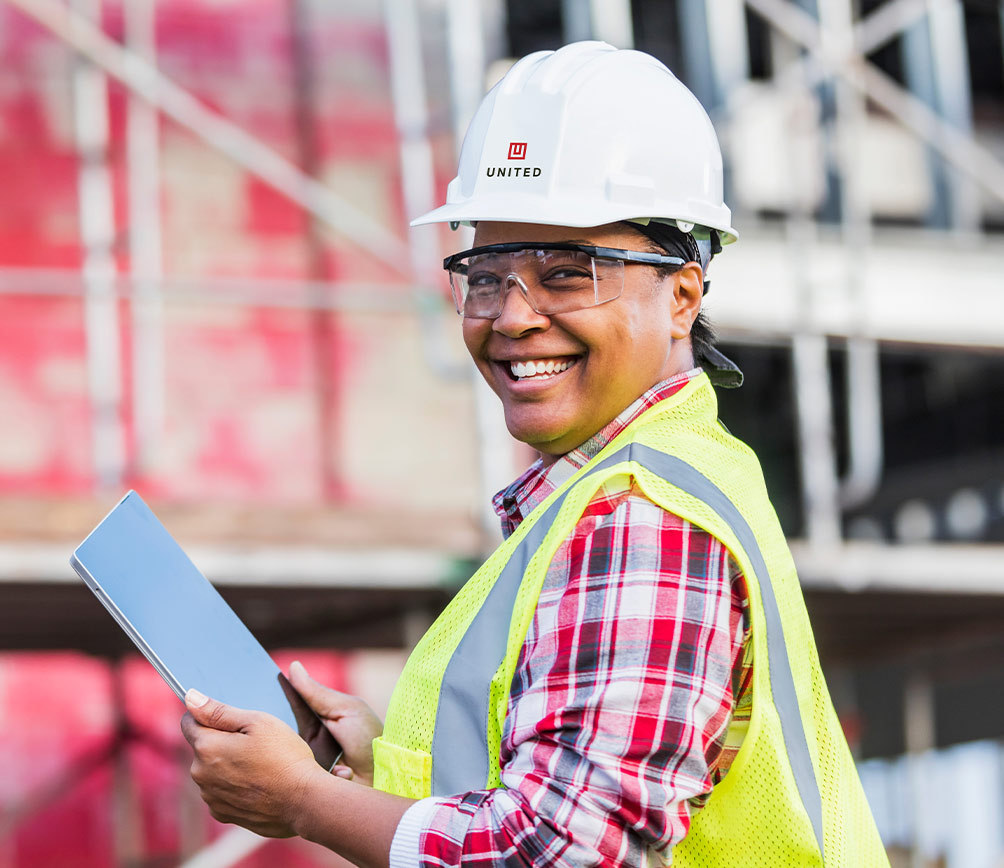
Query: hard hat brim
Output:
[[410, 198, 738, 245]]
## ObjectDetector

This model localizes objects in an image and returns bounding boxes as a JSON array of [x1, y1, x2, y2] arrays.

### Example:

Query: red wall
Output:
[[0, 0, 438, 503], [0, 3, 442, 864], [0, 651, 352, 867]]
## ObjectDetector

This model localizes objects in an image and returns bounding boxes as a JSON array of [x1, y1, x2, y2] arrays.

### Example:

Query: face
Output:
[[461, 221, 703, 461]]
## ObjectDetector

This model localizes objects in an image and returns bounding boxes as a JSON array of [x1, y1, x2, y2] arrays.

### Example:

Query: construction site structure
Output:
[[0, 0, 1002, 866]]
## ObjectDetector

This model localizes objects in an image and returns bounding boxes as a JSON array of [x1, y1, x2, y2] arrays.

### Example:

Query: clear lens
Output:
[[449, 248, 625, 318]]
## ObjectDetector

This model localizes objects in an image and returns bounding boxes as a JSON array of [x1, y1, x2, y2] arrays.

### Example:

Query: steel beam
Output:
[[855, 0, 930, 54], [705, 230, 1004, 348], [0, 267, 419, 312], [7, 538, 1004, 595], [3, 234, 1003, 347], [0, 541, 466, 589], [788, 541, 1004, 594]]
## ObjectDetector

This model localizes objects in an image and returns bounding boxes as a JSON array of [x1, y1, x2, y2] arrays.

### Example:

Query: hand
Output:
[[289, 660, 383, 787], [181, 689, 324, 837]]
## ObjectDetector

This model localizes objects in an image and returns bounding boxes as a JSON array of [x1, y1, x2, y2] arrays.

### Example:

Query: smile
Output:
[[508, 358, 577, 381]]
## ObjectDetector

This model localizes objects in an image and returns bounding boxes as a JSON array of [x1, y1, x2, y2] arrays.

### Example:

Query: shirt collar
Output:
[[492, 367, 703, 535]]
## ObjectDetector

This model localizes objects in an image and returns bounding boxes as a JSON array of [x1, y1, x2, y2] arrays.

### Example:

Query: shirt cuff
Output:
[[389, 796, 441, 868]]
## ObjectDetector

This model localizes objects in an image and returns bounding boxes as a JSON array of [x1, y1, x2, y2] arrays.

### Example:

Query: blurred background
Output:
[[0, 0, 1001, 865]]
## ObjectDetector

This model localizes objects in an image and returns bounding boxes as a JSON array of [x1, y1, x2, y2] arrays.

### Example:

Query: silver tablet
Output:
[[71, 491, 342, 770]]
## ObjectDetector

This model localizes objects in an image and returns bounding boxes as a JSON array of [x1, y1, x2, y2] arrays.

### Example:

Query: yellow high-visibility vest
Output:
[[373, 374, 889, 866]]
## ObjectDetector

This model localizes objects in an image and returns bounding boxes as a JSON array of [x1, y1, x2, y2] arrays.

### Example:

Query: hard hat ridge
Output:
[[495, 49, 557, 95]]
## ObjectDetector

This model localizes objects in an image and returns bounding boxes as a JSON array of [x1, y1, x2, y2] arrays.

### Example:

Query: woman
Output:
[[182, 42, 888, 868]]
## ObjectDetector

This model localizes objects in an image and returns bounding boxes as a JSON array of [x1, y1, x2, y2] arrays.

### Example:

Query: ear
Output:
[[669, 263, 704, 340]]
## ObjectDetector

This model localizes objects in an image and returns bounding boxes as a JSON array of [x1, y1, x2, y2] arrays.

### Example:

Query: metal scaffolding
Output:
[[0, 0, 1002, 864]]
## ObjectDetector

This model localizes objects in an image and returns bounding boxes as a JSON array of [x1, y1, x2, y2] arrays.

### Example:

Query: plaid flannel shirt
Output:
[[390, 369, 752, 868]]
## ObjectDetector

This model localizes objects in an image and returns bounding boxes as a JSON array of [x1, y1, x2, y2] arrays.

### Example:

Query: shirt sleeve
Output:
[[389, 798, 440, 868], [401, 478, 747, 868]]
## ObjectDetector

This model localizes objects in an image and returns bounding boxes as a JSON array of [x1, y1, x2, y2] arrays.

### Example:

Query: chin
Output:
[[509, 427, 576, 458], [504, 411, 561, 448]]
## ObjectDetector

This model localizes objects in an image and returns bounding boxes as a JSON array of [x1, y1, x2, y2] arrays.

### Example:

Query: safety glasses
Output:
[[443, 242, 686, 319]]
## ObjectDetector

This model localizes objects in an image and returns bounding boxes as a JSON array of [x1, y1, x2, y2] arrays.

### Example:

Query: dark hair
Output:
[[620, 222, 718, 370]]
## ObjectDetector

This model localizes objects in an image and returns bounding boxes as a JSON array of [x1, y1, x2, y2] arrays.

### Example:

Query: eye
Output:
[[535, 251, 593, 287], [467, 270, 502, 289], [465, 253, 508, 288], [544, 265, 590, 280], [540, 264, 593, 291]]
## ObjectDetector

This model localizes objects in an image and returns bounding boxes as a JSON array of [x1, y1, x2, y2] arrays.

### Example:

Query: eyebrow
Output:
[[508, 239, 594, 246], [479, 239, 594, 246]]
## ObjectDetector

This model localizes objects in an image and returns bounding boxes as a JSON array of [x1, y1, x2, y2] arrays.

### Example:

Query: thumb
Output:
[[289, 660, 353, 719], [184, 688, 247, 733]]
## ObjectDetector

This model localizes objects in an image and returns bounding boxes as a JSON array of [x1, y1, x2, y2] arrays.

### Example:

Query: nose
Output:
[[492, 274, 550, 337]]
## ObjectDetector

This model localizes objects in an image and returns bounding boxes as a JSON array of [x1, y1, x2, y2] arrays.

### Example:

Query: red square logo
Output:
[[507, 142, 527, 160]]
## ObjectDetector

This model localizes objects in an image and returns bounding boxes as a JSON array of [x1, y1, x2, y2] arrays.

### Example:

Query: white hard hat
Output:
[[411, 41, 737, 244]]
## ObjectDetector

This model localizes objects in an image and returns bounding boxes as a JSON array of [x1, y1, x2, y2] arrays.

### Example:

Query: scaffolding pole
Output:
[[743, 0, 1004, 205], [125, 0, 164, 475], [383, 0, 468, 381], [289, 0, 342, 499], [4, 0, 411, 275], [901, 0, 980, 232], [819, 0, 885, 510], [444, 0, 523, 538], [72, 0, 125, 492]]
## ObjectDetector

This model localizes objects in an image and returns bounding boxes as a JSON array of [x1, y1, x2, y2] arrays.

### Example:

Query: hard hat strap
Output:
[[625, 220, 717, 295]]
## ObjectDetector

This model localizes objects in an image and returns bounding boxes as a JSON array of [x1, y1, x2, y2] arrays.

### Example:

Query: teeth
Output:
[[510, 359, 573, 379]]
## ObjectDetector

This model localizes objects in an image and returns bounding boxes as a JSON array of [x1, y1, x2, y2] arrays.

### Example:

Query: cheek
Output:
[[606, 305, 674, 372], [462, 320, 489, 359]]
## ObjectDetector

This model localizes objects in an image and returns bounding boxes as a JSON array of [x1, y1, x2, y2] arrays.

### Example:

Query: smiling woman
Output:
[[461, 220, 703, 460], [181, 41, 889, 868]]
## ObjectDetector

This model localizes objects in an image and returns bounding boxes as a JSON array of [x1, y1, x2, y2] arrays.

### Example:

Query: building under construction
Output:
[[0, 0, 1002, 866]]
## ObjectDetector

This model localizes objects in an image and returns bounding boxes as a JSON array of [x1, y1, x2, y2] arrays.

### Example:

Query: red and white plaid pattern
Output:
[[391, 370, 752, 868]]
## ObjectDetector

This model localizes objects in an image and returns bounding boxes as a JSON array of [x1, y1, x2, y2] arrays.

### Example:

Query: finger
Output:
[[185, 688, 252, 733], [180, 710, 200, 745], [288, 661, 354, 718], [331, 764, 354, 780]]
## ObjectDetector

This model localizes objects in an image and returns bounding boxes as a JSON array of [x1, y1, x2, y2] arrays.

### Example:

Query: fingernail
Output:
[[186, 688, 208, 707], [290, 660, 306, 677]]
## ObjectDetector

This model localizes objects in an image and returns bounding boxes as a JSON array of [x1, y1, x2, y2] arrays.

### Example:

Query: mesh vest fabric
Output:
[[373, 375, 888, 867]]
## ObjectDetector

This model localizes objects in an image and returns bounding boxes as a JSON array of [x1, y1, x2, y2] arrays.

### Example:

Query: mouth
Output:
[[503, 356, 580, 382]]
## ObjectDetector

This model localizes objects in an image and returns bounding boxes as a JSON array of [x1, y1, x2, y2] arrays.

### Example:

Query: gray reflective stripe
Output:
[[431, 446, 631, 796], [432, 442, 826, 860], [628, 444, 826, 857]]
